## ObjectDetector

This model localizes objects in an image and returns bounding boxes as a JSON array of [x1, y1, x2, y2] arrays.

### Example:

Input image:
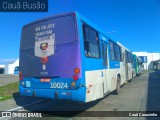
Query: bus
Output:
[[19, 12, 128, 103], [132, 54, 143, 76], [137, 56, 143, 74], [117, 42, 133, 82]]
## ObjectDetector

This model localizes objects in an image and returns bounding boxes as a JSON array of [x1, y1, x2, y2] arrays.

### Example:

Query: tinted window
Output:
[[101, 43, 108, 66], [83, 25, 100, 58], [109, 40, 115, 61], [120, 47, 124, 62], [20, 15, 80, 77], [114, 44, 121, 61], [126, 51, 133, 63], [21, 16, 77, 49], [109, 40, 122, 61]]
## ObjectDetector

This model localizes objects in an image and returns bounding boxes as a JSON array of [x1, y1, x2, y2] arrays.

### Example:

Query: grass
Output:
[[0, 82, 20, 101]]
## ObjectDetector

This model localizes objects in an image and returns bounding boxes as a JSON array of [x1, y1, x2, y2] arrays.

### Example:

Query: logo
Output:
[[0, 0, 48, 12], [2, 112, 11, 117]]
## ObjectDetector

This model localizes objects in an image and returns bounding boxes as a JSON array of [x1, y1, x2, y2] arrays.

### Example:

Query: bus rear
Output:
[[19, 12, 85, 102]]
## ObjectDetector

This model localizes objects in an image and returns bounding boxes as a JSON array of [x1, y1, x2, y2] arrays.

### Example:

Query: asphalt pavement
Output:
[[0, 70, 160, 120]]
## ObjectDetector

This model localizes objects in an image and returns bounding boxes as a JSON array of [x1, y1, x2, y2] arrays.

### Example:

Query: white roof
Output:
[[0, 65, 5, 68]]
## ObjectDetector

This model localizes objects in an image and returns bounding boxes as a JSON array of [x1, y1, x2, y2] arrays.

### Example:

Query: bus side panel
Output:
[[127, 63, 133, 80], [77, 18, 106, 102], [85, 70, 104, 102], [76, 15, 87, 102], [109, 61, 121, 91], [120, 47, 127, 82], [119, 62, 126, 84]]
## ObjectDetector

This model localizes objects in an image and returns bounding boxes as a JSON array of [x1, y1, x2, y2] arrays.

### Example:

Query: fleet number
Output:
[[50, 82, 68, 89]]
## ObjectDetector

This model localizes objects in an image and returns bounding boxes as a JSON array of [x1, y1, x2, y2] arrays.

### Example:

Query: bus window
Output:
[[119, 46, 123, 62], [109, 40, 115, 61], [126, 51, 129, 63], [126, 51, 132, 63], [114, 44, 121, 61], [101, 43, 108, 66], [83, 25, 100, 58]]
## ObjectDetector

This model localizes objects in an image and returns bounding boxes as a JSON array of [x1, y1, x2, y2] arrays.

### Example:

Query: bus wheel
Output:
[[115, 76, 120, 95]]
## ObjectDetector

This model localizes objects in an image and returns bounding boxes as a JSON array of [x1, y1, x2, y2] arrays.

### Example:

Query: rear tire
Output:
[[115, 76, 121, 95]]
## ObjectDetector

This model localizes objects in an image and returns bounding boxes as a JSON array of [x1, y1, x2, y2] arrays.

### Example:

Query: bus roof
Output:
[[117, 41, 131, 52]]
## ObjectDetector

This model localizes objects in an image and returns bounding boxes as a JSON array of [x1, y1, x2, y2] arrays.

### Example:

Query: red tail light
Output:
[[19, 76, 23, 80], [73, 68, 80, 81], [19, 71, 23, 81], [73, 74, 78, 81]]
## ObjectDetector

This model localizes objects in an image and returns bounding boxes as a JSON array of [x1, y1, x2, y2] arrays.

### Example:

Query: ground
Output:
[[0, 70, 160, 120]]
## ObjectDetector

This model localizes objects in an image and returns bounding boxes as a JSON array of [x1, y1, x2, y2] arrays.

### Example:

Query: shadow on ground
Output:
[[146, 71, 160, 120], [13, 91, 105, 117], [147, 71, 160, 111], [13, 92, 45, 107]]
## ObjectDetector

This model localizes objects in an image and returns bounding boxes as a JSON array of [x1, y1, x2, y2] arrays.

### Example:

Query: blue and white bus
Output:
[[117, 42, 133, 82], [19, 12, 127, 103]]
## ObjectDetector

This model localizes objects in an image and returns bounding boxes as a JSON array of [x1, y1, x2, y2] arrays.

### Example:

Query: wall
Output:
[[133, 52, 160, 70], [4, 59, 19, 74], [0, 65, 5, 74]]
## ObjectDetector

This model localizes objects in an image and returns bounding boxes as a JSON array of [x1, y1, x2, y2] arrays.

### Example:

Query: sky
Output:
[[0, 0, 160, 64]]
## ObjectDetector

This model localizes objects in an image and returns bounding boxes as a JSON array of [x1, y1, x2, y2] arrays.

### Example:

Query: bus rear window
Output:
[[21, 16, 77, 49], [20, 15, 80, 78]]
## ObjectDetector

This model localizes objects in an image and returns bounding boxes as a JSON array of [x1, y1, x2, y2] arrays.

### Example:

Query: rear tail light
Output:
[[19, 76, 23, 80], [74, 68, 80, 74], [73, 74, 78, 81], [19, 71, 23, 81], [72, 68, 80, 81]]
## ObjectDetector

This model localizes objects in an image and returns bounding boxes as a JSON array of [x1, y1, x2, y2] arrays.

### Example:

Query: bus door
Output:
[[125, 50, 128, 81], [101, 42, 110, 94]]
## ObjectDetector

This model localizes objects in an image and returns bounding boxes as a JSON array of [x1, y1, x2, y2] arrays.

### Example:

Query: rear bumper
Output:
[[19, 85, 86, 103]]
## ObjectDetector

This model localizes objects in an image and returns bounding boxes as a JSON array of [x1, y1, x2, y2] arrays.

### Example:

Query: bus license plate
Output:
[[40, 78, 50, 82]]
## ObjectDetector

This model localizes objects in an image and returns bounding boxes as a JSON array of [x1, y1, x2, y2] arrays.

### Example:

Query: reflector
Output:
[[71, 82, 76, 87]]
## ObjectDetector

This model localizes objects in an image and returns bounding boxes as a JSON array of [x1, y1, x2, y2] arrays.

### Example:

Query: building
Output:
[[132, 52, 160, 70], [4, 59, 19, 74], [0, 65, 5, 74], [153, 59, 160, 70]]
